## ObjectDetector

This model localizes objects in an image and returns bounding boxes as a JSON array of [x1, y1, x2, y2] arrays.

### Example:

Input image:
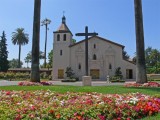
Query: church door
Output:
[[126, 69, 133, 79], [58, 69, 64, 79], [90, 69, 100, 79]]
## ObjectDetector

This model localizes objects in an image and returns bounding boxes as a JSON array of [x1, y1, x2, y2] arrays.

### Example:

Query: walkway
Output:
[[0, 80, 19, 86], [0, 80, 132, 86]]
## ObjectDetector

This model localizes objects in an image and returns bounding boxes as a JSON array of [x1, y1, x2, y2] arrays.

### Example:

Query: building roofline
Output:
[[123, 59, 136, 65], [69, 36, 125, 48]]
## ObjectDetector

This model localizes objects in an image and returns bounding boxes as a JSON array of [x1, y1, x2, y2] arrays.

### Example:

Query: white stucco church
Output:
[[52, 16, 136, 80]]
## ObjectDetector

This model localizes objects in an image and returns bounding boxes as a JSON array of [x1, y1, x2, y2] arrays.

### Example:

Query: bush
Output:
[[48, 75, 52, 80], [64, 67, 79, 81], [109, 67, 123, 82], [0, 72, 5, 79], [65, 67, 75, 79], [0, 72, 30, 80], [40, 72, 49, 79], [110, 80, 125, 83], [61, 79, 77, 82], [114, 67, 123, 79]]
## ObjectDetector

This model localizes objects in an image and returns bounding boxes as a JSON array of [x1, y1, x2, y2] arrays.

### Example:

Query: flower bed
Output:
[[0, 91, 160, 120], [125, 82, 160, 88], [18, 81, 53, 86]]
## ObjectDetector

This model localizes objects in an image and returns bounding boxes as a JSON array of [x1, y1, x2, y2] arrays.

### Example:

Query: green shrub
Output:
[[115, 67, 123, 79], [110, 80, 125, 83], [48, 75, 52, 80], [40, 72, 49, 79], [61, 79, 77, 82], [0, 72, 30, 80], [65, 67, 75, 79], [0, 72, 5, 79]]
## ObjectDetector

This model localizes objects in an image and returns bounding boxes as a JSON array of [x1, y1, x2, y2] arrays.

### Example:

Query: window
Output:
[[94, 44, 96, 49], [93, 54, 97, 60], [60, 50, 62, 56], [63, 34, 66, 41], [109, 63, 112, 69], [78, 64, 81, 70], [57, 34, 60, 41]]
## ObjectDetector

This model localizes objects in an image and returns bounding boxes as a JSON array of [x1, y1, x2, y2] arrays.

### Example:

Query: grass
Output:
[[0, 85, 160, 119], [150, 79, 160, 81], [142, 113, 160, 120], [0, 85, 160, 95]]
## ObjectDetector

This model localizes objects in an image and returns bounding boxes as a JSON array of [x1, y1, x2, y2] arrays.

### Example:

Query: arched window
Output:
[[109, 63, 112, 69], [57, 34, 60, 41], [63, 34, 66, 41], [93, 54, 97, 60], [60, 50, 62, 56], [78, 64, 81, 70], [94, 44, 96, 49]]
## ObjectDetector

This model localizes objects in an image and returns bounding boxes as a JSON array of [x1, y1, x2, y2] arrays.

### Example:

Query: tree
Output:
[[122, 49, 130, 60], [31, 0, 41, 82], [24, 51, 45, 68], [24, 53, 31, 68], [41, 18, 51, 68], [0, 31, 9, 72], [132, 47, 160, 73], [11, 28, 29, 68], [72, 39, 76, 43], [134, 0, 147, 83], [9, 59, 23, 68], [48, 49, 53, 67], [148, 49, 160, 73], [145, 47, 153, 66]]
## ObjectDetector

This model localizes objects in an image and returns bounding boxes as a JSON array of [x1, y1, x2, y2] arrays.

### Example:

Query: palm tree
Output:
[[134, 0, 147, 83], [24, 51, 45, 68], [24, 53, 31, 68], [31, 0, 41, 82], [11, 28, 29, 68]]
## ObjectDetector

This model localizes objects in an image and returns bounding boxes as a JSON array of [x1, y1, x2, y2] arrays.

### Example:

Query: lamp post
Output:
[[41, 18, 51, 68]]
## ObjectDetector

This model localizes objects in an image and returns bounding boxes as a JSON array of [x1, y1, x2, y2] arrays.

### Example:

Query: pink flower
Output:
[[98, 114, 106, 120]]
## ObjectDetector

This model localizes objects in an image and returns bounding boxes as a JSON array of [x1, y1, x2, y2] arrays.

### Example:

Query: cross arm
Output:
[[75, 33, 98, 36], [75, 33, 86, 36]]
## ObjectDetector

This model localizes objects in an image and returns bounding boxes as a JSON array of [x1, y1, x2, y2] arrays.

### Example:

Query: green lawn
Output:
[[0, 85, 160, 95], [142, 114, 160, 120], [0, 85, 160, 120]]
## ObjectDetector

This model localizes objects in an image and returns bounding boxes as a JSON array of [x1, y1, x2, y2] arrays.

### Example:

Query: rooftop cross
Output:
[[62, 11, 66, 24], [63, 11, 65, 16], [76, 26, 98, 76]]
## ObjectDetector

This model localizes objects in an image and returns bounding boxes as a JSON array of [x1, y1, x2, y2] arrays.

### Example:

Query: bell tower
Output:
[[53, 16, 73, 80]]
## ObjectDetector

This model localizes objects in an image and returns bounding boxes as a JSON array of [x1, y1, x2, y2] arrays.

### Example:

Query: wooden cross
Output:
[[76, 26, 98, 76]]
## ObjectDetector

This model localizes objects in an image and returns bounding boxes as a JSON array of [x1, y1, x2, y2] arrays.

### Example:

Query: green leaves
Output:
[[11, 28, 29, 45]]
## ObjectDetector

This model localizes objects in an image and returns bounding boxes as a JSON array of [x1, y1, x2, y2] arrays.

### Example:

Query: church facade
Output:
[[52, 16, 136, 80]]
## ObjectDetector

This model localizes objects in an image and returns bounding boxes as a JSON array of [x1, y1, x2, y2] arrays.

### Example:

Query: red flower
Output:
[[56, 113, 61, 119], [49, 109, 54, 114], [6, 91, 11, 95]]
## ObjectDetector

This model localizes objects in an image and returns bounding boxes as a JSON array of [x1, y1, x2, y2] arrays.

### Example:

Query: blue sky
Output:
[[0, 0, 160, 67]]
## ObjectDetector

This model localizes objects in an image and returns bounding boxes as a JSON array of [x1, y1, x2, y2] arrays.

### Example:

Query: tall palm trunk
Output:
[[134, 0, 147, 83], [18, 44, 21, 68], [31, 0, 41, 82]]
